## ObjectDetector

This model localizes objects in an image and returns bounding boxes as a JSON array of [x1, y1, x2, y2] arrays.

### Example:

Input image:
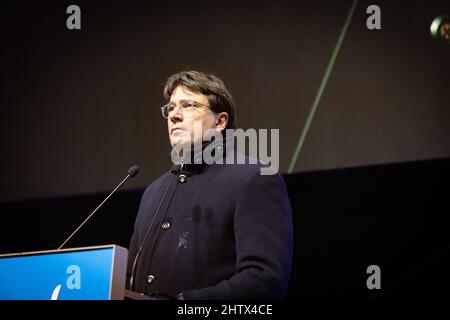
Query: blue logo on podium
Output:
[[0, 248, 114, 300]]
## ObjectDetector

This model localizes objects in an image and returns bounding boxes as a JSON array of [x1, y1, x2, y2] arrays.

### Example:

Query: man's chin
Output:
[[170, 138, 189, 149]]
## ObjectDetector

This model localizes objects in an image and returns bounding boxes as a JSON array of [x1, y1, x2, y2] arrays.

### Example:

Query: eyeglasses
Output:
[[161, 100, 209, 119]]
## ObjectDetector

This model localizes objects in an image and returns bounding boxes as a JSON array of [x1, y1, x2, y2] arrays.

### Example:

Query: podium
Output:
[[0, 245, 128, 300]]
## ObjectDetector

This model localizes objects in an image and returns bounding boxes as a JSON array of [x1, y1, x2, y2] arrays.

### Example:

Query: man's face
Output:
[[167, 85, 217, 148]]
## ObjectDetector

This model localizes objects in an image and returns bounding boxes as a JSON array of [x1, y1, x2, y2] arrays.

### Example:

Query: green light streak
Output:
[[288, 0, 359, 174]]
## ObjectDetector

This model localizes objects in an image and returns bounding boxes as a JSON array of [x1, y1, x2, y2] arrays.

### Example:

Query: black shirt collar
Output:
[[170, 138, 227, 174]]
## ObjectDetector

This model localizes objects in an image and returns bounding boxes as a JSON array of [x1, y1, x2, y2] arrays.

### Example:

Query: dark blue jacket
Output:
[[127, 153, 293, 299]]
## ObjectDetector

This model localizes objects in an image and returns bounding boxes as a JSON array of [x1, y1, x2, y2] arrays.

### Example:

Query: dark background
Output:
[[1, 0, 449, 201], [0, 0, 449, 299]]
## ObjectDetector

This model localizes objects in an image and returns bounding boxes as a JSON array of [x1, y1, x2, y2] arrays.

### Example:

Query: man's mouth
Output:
[[171, 128, 183, 135]]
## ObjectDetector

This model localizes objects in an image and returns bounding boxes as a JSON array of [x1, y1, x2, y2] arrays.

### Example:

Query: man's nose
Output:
[[169, 107, 183, 123]]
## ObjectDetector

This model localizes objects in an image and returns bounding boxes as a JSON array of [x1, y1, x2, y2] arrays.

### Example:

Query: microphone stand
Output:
[[57, 166, 139, 250], [129, 162, 183, 291]]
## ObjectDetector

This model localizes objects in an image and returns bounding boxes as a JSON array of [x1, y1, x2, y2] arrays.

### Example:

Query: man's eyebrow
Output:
[[168, 99, 194, 104]]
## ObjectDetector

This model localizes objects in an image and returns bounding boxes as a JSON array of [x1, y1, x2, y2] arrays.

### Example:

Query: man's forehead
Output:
[[170, 86, 202, 101]]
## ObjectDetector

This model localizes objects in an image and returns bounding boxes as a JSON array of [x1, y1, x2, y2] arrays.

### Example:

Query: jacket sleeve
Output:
[[181, 169, 294, 299]]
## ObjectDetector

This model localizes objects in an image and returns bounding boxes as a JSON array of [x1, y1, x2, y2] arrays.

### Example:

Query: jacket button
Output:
[[161, 222, 171, 230], [146, 274, 155, 284], [178, 174, 187, 183]]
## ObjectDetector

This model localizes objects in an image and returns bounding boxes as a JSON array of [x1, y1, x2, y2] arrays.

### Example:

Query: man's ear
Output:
[[215, 112, 228, 132]]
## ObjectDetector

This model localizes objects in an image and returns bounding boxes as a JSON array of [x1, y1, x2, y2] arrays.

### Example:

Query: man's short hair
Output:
[[163, 70, 237, 129]]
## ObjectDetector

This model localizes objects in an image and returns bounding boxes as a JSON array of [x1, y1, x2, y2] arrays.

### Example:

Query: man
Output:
[[127, 70, 293, 299]]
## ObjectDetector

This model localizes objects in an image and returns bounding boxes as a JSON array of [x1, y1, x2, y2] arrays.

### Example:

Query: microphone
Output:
[[57, 165, 140, 250], [430, 16, 450, 43], [127, 165, 140, 177], [128, 163, 182, 292]]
